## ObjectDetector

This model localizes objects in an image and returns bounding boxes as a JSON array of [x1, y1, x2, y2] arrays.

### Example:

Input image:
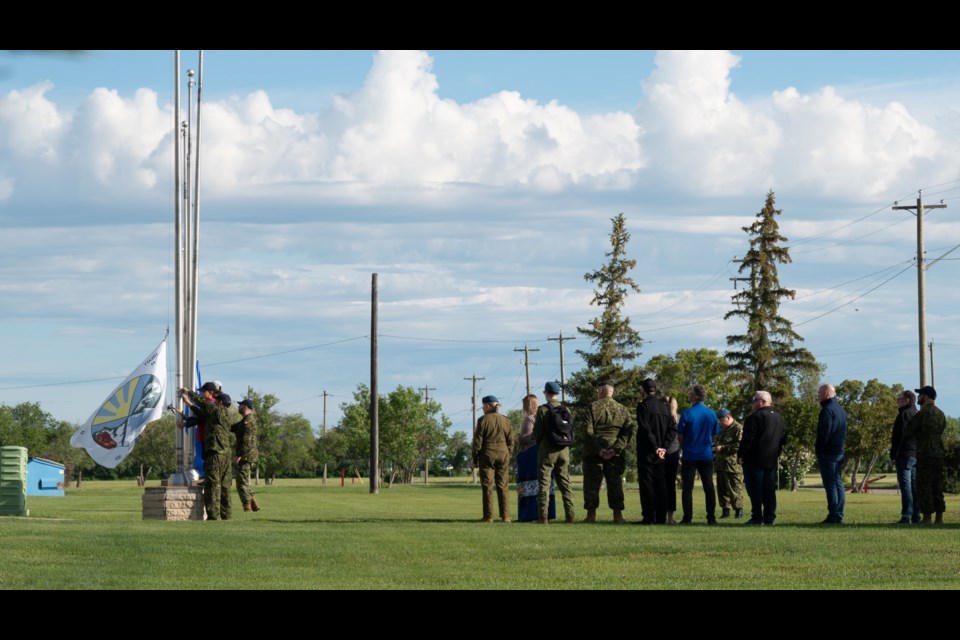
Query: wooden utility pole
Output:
[[929, 340, 936, 388], [893, 193, 946, 386], [370, 273, 379, 494], [514, 344, 540, 396], [418, 386, 437, 402], [548, 332, 576, 402], [322, 389, 329, 485], [464, 374, 485, 484]]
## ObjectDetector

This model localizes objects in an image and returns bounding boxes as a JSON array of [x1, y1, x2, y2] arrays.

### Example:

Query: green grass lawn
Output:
[[2, 477, 958, 589]]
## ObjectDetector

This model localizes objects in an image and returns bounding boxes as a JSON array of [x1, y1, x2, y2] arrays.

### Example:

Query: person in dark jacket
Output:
[[816, 384, 848, 524], [738, 390, 786, 525], [904, 385, 947, 525], [635, 378, 677, 524], [890, 390, 919, 524]]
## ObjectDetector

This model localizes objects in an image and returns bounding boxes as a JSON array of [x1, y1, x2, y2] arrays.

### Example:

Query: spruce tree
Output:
[[567, 213, 643, 409], [725, 191, 817, 410]]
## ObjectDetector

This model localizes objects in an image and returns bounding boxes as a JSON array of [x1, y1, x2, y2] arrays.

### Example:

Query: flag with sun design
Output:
[[71, 340, 167, 468]]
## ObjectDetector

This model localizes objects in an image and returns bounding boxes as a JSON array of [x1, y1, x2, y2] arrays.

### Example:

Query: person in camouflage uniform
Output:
[[181, 387, 235, 521], [534, 381, 576, 524], [472, 395, 515, 523], [712, 408, 744, 518], [904, 385, 947, 525], [232, 398, 261, 513], [582, 381, 635, 524]]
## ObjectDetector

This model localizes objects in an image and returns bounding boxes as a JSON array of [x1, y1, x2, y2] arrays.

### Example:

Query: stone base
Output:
[[142, 486, 205, 521]]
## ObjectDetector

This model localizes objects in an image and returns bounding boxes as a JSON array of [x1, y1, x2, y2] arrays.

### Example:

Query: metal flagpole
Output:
[[189, 51, 204, 399]]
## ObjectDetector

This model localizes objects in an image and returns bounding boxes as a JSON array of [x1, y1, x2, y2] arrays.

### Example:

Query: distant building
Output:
[[27, 458, 65, 497]]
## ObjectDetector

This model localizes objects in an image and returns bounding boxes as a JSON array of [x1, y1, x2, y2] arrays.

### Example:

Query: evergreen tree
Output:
[[568, 213, 643, 410], [725, 191, 817, 410]]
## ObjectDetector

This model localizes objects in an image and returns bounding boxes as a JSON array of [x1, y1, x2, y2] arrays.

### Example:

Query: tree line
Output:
[[4, 191, 959, 491]]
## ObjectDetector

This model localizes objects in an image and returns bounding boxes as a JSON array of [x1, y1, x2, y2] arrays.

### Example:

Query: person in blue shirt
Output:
[[677, 384, 721, 525]]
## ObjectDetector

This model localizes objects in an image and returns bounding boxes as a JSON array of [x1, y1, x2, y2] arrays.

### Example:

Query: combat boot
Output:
[[613, 509, 626, 524], [537, 517, 549, 524], [565, 513, 576, 524], [584, 509, 597, 523], [250, 496, 261, 512], [735, 508, 744, 519], [720, 508, 731, 519], [501, 513, 512, 523], [243, 502, 252, 512]]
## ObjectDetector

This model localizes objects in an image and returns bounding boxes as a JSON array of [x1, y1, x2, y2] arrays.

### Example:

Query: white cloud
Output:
[[639, 50, 780, 195], [771, 86, 939, 197], [0, 82, 65, 161]]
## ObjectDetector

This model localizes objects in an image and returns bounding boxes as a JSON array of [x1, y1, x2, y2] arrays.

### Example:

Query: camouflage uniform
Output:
[[534, 400, 576, 521], [232, 411, 259, 506], [582, 396, 635, 511], [187, 391, 235, 520], [714, 420, 744, 511], [904, 402, 947, 515], [472, 411, 515, 521]]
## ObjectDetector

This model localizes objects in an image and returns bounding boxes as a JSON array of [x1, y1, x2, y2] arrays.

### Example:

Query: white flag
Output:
[[71, 340, 167, 469]]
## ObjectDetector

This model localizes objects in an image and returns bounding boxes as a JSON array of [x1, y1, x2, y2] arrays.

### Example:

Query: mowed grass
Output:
[[2, 477, 959, 589]]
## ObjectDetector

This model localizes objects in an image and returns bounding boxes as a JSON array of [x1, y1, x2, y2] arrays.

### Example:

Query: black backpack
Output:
[[546, 404, 575, 448]]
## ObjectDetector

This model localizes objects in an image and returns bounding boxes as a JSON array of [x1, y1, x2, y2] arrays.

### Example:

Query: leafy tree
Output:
[[777, 396, 819, 490], [644, 349, 738, 416], [836, 378, 900, 492], [568, 213, 644, 411], [123, 414, 177, 484], [0, 402, 58, 453], [440, 431, 471, 475], [244, 387, 281, 483], [335, 384, 451, 485], [772, 362, 824, 490], [0, 402, 98, 486], [725, 191, 818, 412], [273, 413, 317, 478], [314, 429, 349, 482]]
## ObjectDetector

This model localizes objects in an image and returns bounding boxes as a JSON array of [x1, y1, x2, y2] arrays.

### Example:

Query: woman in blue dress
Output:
[[516, 393, 556, 521]]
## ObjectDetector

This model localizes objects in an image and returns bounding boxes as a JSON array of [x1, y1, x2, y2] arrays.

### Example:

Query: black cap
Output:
[[481, 395, 498, 404], [218, 393, 232, 407], [200, 381, 219, 393], [642, 378, 657, 392], [915, 385, 937, 400], [238, 399, 254, 410]]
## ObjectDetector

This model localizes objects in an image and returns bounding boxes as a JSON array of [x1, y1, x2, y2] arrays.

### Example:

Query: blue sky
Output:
[[2, 50, 960, 435]]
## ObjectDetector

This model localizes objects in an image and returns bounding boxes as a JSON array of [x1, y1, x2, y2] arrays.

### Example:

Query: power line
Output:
[[793, 262, 914, 327], [787, 203, 892, 248], [794, 259, 914, 300], [791, 217, 910, 255], [0, 375, 124, 391], [381, 334, 551, 344], [205, 335, 368, 366], [633, 261, 733, 319]]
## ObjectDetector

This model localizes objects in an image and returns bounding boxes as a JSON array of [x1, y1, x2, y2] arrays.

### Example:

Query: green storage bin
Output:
[[0, 447, 28, 516]]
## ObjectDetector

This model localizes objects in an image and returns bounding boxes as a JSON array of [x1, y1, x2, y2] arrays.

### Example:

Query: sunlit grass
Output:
[[1, 477, 957, 589]]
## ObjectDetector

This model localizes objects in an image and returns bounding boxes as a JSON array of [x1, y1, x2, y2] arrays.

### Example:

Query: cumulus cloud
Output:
[[770, 86, 939, 197], [3, 50, 959, 207], [639, 50, 781, 195], [637, 50, 950, 199]]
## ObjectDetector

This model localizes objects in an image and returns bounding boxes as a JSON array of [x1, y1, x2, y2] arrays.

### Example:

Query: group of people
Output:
[[178, 382, 261, 520], [471, 378, 949, 526]]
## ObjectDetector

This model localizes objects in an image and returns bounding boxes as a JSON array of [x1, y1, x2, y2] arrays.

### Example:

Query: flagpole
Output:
[[171, 49, 186, 486], [189, 50, 203, 398]]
